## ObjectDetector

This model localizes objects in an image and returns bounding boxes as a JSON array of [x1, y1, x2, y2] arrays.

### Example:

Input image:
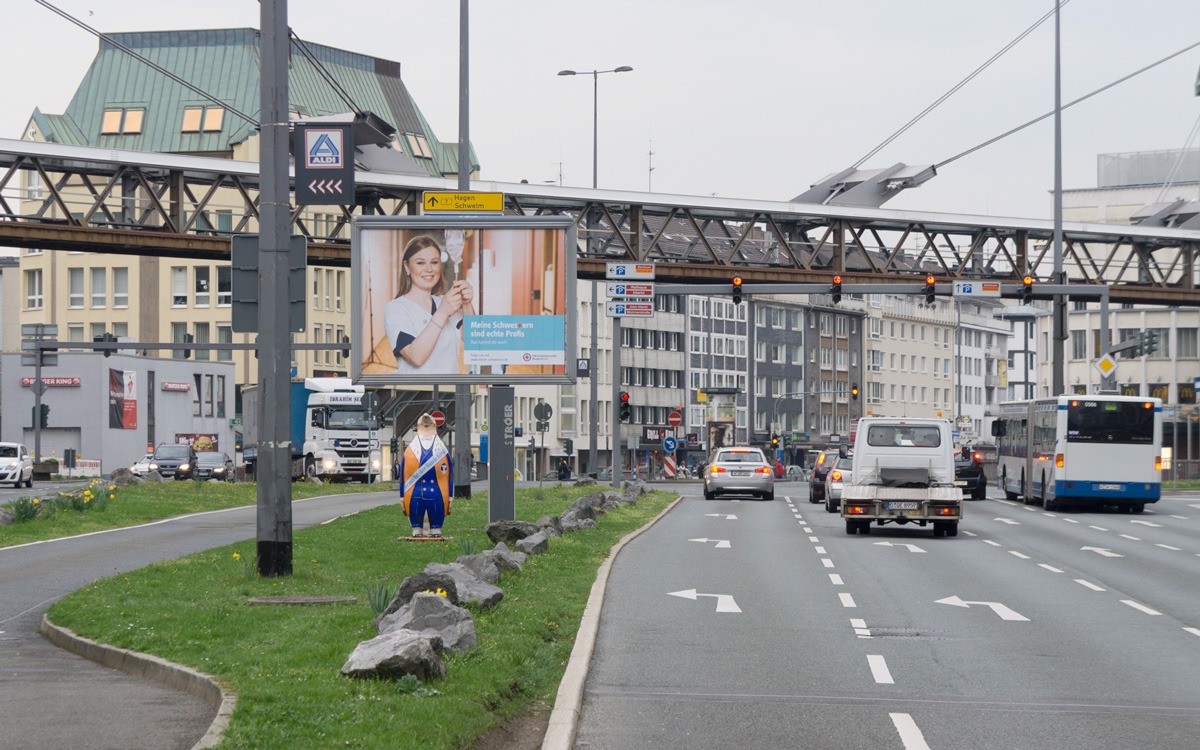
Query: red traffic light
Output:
[[732, 276, 743, 287], [832, 275, 842, 285], [925, 274, 936, 285], [620, 391, 630, 403], [1023, 275, 1034, 285]]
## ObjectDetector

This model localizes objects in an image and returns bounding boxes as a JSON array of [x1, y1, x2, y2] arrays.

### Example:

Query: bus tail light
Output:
[[1055, 453, 1064, 468], [1155, 456, 1162, 471]]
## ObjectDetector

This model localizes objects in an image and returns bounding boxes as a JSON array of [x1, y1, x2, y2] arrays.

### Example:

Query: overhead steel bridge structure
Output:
[[2, 138, 1199, 306]]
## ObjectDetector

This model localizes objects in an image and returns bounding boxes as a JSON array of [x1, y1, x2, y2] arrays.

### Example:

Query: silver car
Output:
[[824, 455, 852, 513], [703, 447, 775, 501]]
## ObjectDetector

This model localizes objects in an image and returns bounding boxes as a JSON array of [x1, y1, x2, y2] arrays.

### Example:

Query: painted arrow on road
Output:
[[689, 537, 732, 549], [668, 589, 742, 613], [1081, 546, 1123, 557], [994, 518, 1021, 525], [704, 513, 738, 520], [873, 541, 927, 553], [936, 595, 1029, 621], [1130, 520, 1162, 527]]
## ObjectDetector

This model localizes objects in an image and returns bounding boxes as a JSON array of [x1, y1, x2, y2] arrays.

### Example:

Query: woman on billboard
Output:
[[382, 234, 475, 374]]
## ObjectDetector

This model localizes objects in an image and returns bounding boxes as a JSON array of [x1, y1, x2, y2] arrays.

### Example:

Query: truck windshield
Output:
[[1066, 400, 1155, 444], [327, 408, 373, 430]]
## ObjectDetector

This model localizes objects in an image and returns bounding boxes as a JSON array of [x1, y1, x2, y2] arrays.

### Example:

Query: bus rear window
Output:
[[1066, 401, 1155, 444]]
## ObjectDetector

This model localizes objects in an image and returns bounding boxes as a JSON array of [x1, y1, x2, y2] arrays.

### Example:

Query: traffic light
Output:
[[924, 275, 936, 305], [851, 384, 859, 401], [182, 332, 194, 359], [771, 433, 779, 447], [619, 391, 632, 422], [38, 403, 49, 428], [1144, 330, 1160, 355], [731, 276, 743, 305], [1022, 275, 1034, 305], [831, 275, 842, 304], [564, 438, 574, 455], [94, 331, 117, 357]]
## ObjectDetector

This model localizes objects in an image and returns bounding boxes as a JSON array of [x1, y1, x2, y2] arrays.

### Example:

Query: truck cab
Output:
[[301, 379, 381, 483]]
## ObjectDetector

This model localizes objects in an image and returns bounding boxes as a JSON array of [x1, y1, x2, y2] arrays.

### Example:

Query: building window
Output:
[[172, 267, 188, 306], [181, 106, 225, 133], [324, 270, 333, 309], [195, 266, 211, 307], [1178, 328, 1198, 359], [25, 269, 43, 309], [404, 133, 433, 158], [68, 323, 84, 343], [113, 267, 129, 307], [68, 268, 84, 308], [217, 266, 232, 306], [194, 322, 211, 361], [100, 108, 145, 135], [335, 270, 345, 311], [1148, 327, 1170, 358], [89, 268, 106, 308], [173, 322, 188, 360], [1071, 330, 1086, 360], [336, 325, 346, 365], [217, 324, 233, 362]]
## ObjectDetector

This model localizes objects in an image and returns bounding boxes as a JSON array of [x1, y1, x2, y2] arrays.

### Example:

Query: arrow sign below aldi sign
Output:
[[606, 282, 655, 298], [606, 301, 655, 317], [605, 262, 655, 280]]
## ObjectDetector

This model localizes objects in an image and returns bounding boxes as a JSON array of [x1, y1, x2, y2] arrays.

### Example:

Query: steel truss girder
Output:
[[0, 141, 1198, 303]]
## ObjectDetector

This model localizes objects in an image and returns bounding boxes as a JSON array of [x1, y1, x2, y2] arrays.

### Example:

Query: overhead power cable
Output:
[[938, 40, 1200, 170], [288, 30, 362, 114], [33, 0, 257, 127], [853, 1, 1069, 168]]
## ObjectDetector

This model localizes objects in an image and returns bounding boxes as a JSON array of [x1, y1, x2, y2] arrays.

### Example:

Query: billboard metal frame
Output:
[[351, 215, 577, 386]]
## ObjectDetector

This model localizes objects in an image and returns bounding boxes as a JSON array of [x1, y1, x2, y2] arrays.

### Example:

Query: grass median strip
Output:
[[46, 484, 674, 750], [0, 480, 396, 548]]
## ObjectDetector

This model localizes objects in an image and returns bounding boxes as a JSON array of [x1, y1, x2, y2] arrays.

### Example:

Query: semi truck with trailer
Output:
[[243, 378, 381, 483], [840, 417, 962, 537]]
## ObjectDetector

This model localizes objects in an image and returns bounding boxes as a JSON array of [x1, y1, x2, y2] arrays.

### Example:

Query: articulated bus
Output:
[[992, 395, 1162, 512]]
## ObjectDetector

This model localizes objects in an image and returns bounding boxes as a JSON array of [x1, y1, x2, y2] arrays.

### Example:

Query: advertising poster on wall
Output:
[[352, 216, 576, 385], [108, 368, 137, 429]]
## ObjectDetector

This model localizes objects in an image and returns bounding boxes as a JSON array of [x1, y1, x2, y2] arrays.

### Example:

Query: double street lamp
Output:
[[558, 65, 633, 477]]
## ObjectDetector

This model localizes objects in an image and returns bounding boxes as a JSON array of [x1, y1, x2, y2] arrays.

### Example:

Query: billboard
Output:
[[109, 368, 137, 429], [352, 216, 576, 385]]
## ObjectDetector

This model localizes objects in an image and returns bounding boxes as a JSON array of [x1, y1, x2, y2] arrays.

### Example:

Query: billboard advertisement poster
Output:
[[352, 216, 577, 385], [109, 368, 137, 430]]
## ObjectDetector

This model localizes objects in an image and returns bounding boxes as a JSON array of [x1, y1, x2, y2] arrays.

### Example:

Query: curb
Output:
[[38, 615, 236, 750], [541, 494, 684, 750]]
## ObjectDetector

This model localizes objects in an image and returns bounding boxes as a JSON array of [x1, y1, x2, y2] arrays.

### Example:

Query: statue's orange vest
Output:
[[401, 443, 450, 515]]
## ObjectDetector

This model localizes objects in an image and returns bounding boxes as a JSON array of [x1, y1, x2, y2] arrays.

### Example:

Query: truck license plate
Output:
[[885, 501, 919, 510]]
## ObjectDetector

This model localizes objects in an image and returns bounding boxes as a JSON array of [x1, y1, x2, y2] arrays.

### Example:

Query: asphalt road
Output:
[[0, 489, 403, 750], [575, 481, 1200, 749]]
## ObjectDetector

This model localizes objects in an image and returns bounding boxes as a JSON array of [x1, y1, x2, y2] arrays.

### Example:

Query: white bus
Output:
[[992, 395, 1162, 512]]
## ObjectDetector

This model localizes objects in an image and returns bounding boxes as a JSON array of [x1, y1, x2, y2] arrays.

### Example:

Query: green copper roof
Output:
[[44, 28, 477, 176]]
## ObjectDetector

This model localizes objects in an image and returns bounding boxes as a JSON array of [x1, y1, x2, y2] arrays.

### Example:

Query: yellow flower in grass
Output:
[[109, 494, 115, 500], [232, 552, 242, 561]]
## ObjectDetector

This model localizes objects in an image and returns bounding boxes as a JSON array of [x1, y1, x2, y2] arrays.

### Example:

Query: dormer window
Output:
[[100, 108, 145, 135], [404, 133, 433, 159], [182, 106, 225, 133]]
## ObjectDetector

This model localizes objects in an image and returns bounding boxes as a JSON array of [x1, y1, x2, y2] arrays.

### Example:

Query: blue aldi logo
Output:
[[304, 129, 343, 169]]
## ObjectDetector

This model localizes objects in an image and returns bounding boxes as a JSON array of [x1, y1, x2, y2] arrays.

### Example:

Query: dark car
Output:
[[194, 451, 235, 482], [955, 448, 987, 500], [808, 449, 841, 504], [149, 443, 197, 480]]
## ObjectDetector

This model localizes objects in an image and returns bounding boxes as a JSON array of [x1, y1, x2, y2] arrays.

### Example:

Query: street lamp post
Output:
[[558, 65, 633, 479]]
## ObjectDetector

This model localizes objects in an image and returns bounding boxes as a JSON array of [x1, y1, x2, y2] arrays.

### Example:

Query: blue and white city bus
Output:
[[992, 395, 1162, 512]]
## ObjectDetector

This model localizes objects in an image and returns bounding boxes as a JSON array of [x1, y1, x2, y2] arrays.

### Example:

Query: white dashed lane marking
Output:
[[983, 540, 1002, 547], [1038, 564, 1064, 573], [829, 574, 844, 585], [822, 559, 835, 568], [1088, 526, 1108, 532], [1122, 600, 1162, 616], [1120, 534, 1141, 541], [891, 713, 932, 750], [868, 655, 895, 684], [815, 546, 827, 554], [1008, 551, 1031, 560], [839, 593, 857, 608], [1075, 579, 1106, 591], [1156, 544, 1182, 551]]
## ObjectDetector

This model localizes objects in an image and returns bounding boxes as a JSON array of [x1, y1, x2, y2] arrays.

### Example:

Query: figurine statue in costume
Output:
[[399, 414, 452, 538]]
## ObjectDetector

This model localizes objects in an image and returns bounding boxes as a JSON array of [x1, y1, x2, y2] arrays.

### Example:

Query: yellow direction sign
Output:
[[1093, 353, 1117, 377], [422, 191, 504, 213]]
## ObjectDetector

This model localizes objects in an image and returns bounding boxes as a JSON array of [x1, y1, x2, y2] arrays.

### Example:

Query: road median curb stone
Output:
[[540, 494, 684, 750], [38, 614, 236, 750]]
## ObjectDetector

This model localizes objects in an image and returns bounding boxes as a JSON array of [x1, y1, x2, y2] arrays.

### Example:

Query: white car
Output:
[[0, 442, 34, 488], [130, 453, 154, 476]]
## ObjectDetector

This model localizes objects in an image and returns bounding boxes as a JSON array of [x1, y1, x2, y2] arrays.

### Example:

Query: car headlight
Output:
[[149, 463, 158, 470], [2, 461, 15, 470], [371, 459, 381, 470], [323, 458, 337, 470], [179, 463, 190, 471], [213, 466, 225, 474]]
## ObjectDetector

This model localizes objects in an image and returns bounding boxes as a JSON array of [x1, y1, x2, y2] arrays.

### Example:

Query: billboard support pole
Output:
[[453, 0, 473, 499], [256, 0, 293, 577], [488, 385, 515, 521]]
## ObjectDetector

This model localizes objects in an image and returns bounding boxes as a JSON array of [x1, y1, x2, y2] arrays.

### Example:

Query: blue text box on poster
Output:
[[464, 316, 566, 365]]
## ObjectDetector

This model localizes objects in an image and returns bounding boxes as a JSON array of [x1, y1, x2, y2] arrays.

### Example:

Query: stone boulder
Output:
[[377, 592, 476, 652], [535, 514, 563, 538], [141, 470, 166, 483], [378, 572, 461, 623], [515, 530, 550, 555], [573, 477, 599, 487], [482, 542, 526, 574], [108, 468, 140, 487], [341, 629, 445, 681], [560, 515, 597, 533], [456, 552, 501, 584], [423, 562, 504, 609], [485, 519, 541, 546]]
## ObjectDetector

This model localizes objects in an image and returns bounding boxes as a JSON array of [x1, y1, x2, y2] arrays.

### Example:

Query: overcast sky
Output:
[[5, 0, 1200, 220]]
